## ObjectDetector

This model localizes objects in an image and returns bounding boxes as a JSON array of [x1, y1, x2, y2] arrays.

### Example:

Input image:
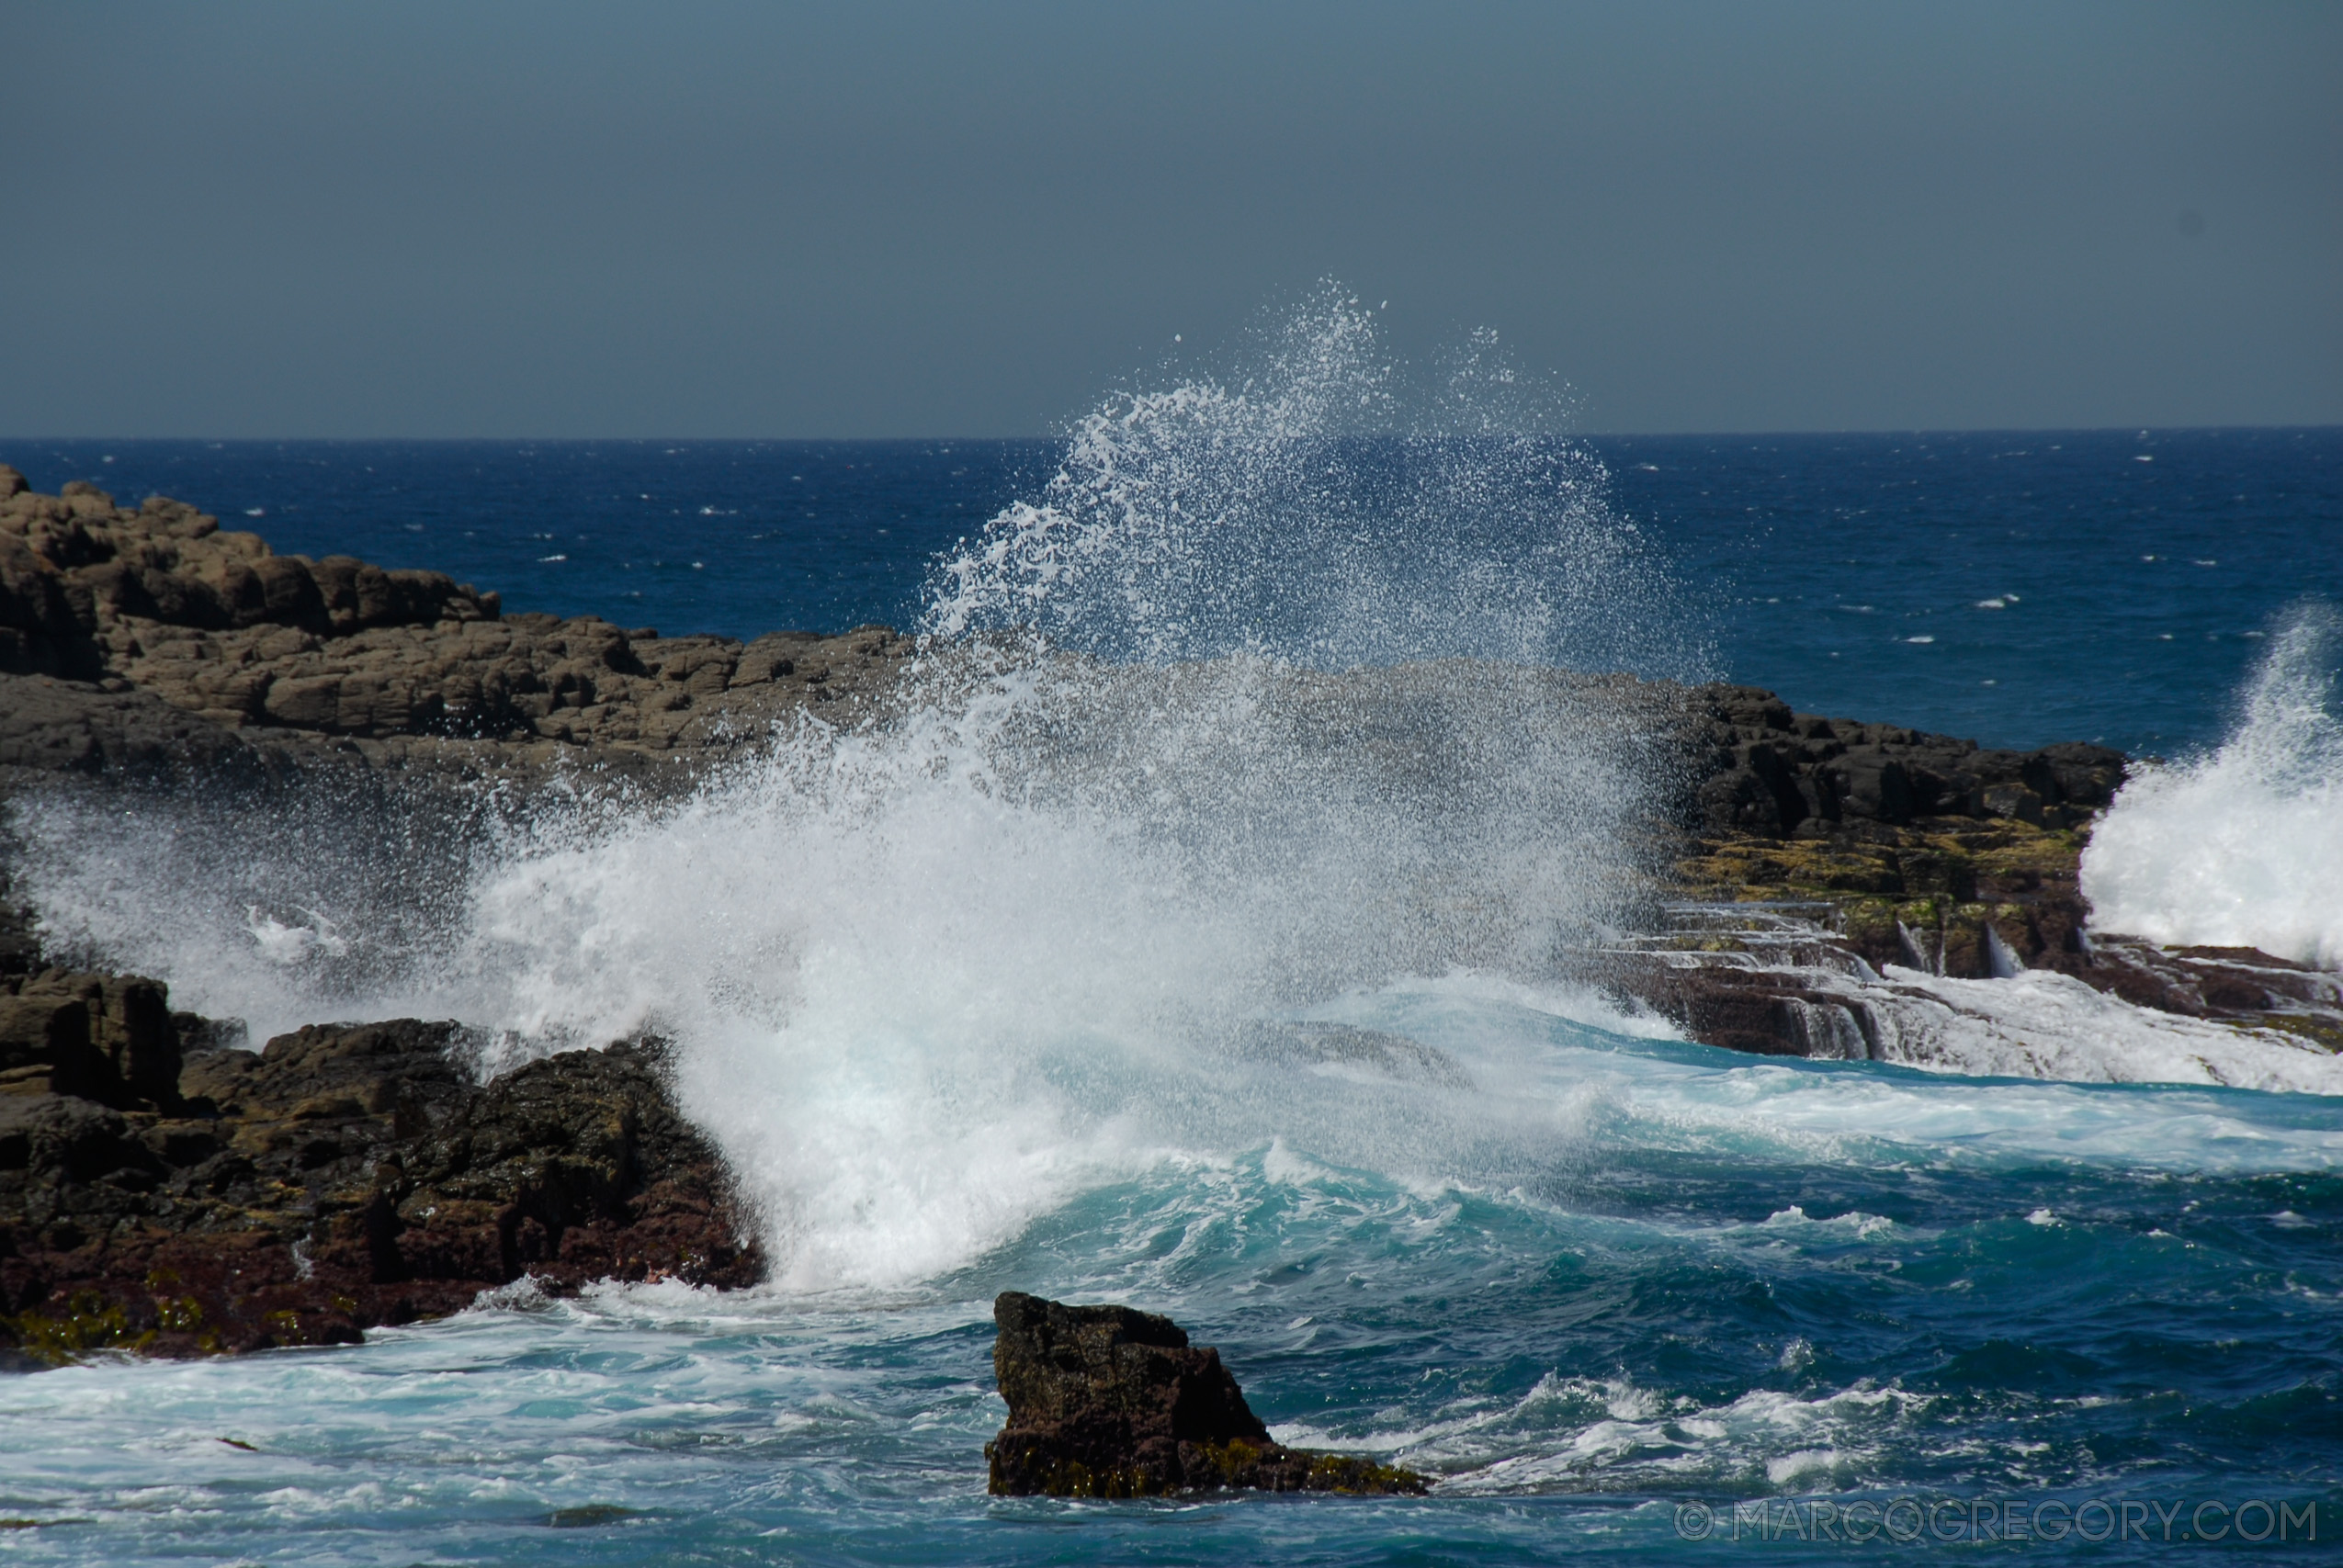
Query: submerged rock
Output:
[[985, 1291, 1426, 1496], [1226, 1020, 1474, 1089]]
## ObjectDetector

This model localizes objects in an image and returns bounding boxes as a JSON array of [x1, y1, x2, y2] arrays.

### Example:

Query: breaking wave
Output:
[[14, 293, 1695, 1289], [2083, 602, 2343, 968]]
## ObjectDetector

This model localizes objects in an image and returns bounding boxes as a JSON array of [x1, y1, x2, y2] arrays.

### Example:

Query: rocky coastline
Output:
[[1602, 683, 2343, 1063], [0, 464, 911, 782], [2, 1014, 756, 1365], [5, 464, 2338, 1367]]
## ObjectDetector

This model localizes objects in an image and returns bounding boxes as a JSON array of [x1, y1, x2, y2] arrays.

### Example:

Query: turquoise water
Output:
[[3, 992, 2337, 1563]]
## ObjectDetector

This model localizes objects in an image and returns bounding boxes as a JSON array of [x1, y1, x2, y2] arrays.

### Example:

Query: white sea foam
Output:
[[1857, 966, 2343, 1094], [2083, 603, 2343, 968], [1355, 1370, 1928, 1495]]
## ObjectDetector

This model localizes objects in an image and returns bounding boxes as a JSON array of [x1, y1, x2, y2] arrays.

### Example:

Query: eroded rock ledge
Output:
[[986, 1291, 1425, 1496], [1, 984, 757, 1364], [1, 463, 910, 782], [1607, 685, 2343, 1060]]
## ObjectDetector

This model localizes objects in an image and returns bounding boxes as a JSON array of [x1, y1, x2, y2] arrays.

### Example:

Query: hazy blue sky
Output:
[[3, 2, 2337, 436]]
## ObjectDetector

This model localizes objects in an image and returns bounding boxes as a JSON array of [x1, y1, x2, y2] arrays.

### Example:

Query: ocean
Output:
[[3, 307, 2340, 1563], [8, 425, 2337, 757]]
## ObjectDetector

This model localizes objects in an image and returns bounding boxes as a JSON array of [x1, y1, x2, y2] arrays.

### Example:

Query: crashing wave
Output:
[[2082, 602, 2343, 968]]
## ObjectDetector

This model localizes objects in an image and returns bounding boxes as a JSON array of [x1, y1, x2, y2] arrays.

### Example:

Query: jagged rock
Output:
[[1672, 682, 2130, 837], [985, 1291, 1426, 1496], [1587, 820, 2343, 1061], [0, 969, 182, 1108], [0, 1003, 760, 1363], [0, 470, 910, 776]]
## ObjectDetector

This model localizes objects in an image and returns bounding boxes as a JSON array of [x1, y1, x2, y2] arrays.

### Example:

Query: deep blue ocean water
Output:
[[3, 427, 2340, 1564], [7, 427, 2337, 755]]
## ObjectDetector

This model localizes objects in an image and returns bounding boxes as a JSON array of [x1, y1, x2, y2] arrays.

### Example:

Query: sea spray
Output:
[[924, 285, 1703, 680], [2083, 601, 2343, 967], [6, 413, 2342, 1558], [9, 296, 1692, 1287], [10, 768, 509, 1046], [453, 654, 1670, 1287]]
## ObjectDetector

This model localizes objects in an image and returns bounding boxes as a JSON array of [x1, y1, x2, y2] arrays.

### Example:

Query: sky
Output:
[[2, 2, 2337, 438]]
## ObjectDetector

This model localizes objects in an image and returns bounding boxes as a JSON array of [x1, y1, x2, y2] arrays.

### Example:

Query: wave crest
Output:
[[2083, 602, 2343, 968]]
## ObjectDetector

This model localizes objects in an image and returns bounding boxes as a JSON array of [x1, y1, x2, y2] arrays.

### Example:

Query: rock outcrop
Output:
[[0, 968, 186, 1109], [0, 466, 911, 783], [1680, 682, 2128, 838], [1, 467, 496, 683], [0, 988, 758, 1363], [1597, 685, 2343, 1060], [985, 1291, 1425, 1496]]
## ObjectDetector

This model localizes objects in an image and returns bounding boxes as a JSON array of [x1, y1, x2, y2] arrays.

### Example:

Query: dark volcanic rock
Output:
[[0, 968, 183, 1108], [985, 1291, 1425, 1496], [1, 1003, 762, 1363], [1675, 682, 2129, 838]]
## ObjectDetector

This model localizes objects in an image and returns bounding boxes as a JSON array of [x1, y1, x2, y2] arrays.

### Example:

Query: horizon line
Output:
[[4, 423, 2339, 448]]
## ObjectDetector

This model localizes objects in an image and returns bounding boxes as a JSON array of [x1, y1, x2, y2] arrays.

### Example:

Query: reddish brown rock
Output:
[[985, 1291, 1425, 1496], [1, 1008, 760, 1362]]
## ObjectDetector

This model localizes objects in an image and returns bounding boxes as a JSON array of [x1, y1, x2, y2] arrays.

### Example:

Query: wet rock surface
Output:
[[986, 1291, 1426, 1496], [1, 998, 759, 1363], [1602, 685, 2343, 1061]]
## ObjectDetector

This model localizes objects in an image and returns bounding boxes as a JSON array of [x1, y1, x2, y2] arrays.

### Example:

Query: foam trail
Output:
[[2083, 602, 2343, 967]]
